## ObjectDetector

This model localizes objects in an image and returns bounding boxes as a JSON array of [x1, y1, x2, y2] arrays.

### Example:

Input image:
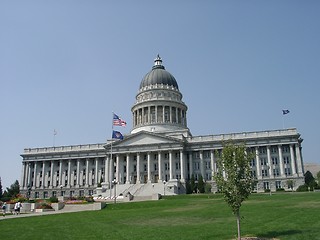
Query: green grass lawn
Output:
[[1, 192, 320, 240]]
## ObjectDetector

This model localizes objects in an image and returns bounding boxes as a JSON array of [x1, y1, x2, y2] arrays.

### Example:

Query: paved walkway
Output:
[[0, 208, 93, 221]]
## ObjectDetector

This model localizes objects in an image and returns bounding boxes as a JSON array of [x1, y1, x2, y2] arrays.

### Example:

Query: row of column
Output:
[[21, 143, 304, 190], [133, 105, 186, 127], [21, 157, 104, 190], [255, 144, 303, 179]]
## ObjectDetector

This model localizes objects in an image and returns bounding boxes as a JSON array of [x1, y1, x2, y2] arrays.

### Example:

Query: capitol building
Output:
[[20, 56, 305, 199]]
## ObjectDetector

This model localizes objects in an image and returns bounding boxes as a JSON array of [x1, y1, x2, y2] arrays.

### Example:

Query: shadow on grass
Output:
[[258, 229, 303, 239]]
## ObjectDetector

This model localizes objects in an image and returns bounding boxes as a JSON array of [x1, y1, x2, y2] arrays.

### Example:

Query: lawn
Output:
[[0, 192, 319, 240]]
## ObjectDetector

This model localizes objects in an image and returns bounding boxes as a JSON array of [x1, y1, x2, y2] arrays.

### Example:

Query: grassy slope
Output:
[[0, 193, 319, 240]]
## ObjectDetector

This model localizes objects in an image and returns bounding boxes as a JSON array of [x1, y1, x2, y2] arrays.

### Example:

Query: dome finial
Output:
[[154, 54, 162, 66]]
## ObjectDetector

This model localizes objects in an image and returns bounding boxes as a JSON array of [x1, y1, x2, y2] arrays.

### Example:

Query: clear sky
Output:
[[1, 1, 319, 189]]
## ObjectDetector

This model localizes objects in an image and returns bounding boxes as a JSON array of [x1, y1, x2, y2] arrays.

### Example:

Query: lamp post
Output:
[[27, 185, 31, 199], [112, 179, 117, 204], [163, 180, 166, 196]]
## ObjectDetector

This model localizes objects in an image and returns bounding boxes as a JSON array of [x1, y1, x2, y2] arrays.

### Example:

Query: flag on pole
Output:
[[282, 110, 290, 115], [113, 113, 127, 126], [112, 130, 124, 140]]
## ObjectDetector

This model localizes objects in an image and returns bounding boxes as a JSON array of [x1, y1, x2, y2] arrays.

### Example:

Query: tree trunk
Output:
[[236, 210, 241, 240]]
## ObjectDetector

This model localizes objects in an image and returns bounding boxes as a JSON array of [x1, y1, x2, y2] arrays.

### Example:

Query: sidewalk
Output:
[[0, 206, 98, 221]]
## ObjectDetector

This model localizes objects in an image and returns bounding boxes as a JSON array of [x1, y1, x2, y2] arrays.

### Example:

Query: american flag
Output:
[[113, 113, 127, 126]]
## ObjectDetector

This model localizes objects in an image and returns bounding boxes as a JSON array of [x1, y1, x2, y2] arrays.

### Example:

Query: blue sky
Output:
[[1, 1, 319, 189]]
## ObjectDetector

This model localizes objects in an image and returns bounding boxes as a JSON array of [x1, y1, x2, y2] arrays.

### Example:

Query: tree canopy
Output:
[[214, 142, 255, 240]]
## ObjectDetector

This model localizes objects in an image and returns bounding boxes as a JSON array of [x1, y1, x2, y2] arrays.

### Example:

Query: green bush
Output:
[[264, 189, 270, 193], [296, 184, 308, 192], [204, 183, 212, 193], [276, 188, 285, 192], [49, 196, 59, 203]]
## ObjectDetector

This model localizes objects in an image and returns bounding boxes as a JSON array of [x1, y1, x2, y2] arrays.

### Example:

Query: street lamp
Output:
[[27, 185, 31, 199], [163, 181, 166, 196], [112, 179, 117, 204]]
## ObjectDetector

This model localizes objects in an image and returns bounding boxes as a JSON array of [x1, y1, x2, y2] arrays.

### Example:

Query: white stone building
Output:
[[20, 56, 305, 199]]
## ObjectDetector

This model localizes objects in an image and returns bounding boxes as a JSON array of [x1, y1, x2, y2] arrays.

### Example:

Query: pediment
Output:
[[106, 131, 184, 148]]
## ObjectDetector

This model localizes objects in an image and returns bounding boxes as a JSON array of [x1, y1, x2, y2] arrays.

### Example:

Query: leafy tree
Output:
[[198, 175, 205, 193], [214, 142, 254, 240], [0, 177, 3, 200], [190, 175, 196, 193], [317, 171, 320, 183], [304, 171, 317, 190], [286, 179, 295, 191], [185, 179, 192, 194], [5, 180, 20, 199]]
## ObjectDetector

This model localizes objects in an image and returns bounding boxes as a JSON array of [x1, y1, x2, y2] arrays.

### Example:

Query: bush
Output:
[[49, 196, 59, 203], [276, 188, 285, 192], [296, 184, 309, 192], [204, 183, 212, 193], [36, 203, 53, 209], [264, 189, 270, 193]]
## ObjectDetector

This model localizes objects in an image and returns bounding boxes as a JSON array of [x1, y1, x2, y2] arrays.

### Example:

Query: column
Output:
[[23, 163, 28, 189], [85, 159, 89, 186], [290, 145, 297, 176], [95, 158, 99, 185], [137, 153, 141, 183], [104, 156, 109, 185], [278, 145, 285, 177], [200, 151, 205, 178], [41, 161, 45, 188], [267, 146, 272, 177], [169, 106, 172, 123], [33, 162, 37, 189], [67, 160, 71, 187], [158, 152, 162, 181], [189, 152, 193, 179], [126, 154, 131, 184], [169, 151, 173, 180], [27, 163, 31, 188], [50, 161, 54, 188], [59, 160, 63, 186], [210, 150, 215, 178], [116, 155, 120, 182], [147, 152, 151, 183], [162, 106, 165, 122], [110, 156, 114, 183], [295, 144, 303, 176], [20, 162, 26, 189], [76, 159, 80, 186], [180, 150, 185, 182], [176, 107, 178, 124], [255, 147, 261, 179]]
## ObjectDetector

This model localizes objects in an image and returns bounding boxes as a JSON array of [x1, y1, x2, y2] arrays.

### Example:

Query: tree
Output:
[[198, 175, 205, 193], [304, 171, 317, 190], [0, 177, 3, 200], [190, 175, 196, 193], [5, 180, 20, 199], [317, 171, 320, 184], [214, 142, 254, 240]]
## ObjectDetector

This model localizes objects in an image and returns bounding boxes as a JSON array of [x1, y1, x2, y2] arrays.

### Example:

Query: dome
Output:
[[139, 55, 179, 90]]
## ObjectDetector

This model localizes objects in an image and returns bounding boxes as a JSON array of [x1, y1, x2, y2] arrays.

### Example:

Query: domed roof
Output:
[[139, 55, 179, 90]]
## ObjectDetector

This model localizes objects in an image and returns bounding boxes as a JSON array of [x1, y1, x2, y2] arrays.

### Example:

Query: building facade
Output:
[[20, 56, 305, 198]]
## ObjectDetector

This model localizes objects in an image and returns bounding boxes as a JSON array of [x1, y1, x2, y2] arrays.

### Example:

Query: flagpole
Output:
[[53, 129, 57, 147], [110, 112, 114, 198]]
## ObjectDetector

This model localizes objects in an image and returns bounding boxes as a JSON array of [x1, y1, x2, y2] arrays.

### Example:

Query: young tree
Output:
[[198, 175, 205, 193], [214, 142, 254, 240], [0, 177, 3, 200]]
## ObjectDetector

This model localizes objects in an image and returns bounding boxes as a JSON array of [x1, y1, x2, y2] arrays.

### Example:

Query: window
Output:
[[263, 182, 270, 190], [276, 181, 282, 189], [262, 169, 268, 177], [272, 157, 278, 165]]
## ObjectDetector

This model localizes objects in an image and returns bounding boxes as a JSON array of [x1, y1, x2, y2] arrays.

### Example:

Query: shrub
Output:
[[296, 184, 309, 192], [49, 196, 59, 203], [264, 189, 270, 193], [204, 183, 212, 193], [276, 188, 285, 192], [36, 203, 53, 209]]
